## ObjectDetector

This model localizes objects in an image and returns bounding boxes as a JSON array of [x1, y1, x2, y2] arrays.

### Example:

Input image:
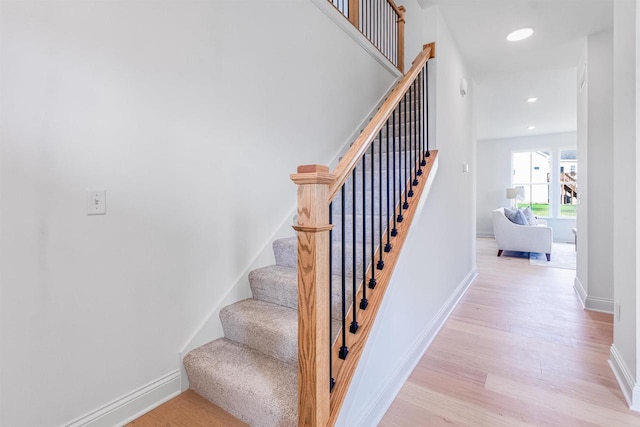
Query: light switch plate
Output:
[[87, 189, 106, 215]]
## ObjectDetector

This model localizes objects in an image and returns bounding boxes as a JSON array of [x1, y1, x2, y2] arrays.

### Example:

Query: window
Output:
[[560, 149, 577, 217], [512, 151, 551, 217], [511, 148, 578, 219]]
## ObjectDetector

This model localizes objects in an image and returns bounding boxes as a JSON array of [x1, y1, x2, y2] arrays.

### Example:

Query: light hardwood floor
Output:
[[130, 238, 639, 426], [380, 237, 640, 426], [127, 389, 247, 426]]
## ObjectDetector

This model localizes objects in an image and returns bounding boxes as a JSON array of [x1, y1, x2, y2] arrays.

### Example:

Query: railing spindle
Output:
[[360, 150, 368, 310], [403, 92, 409, 209], [377, 130, 384, 270], [339, 186, 348, 360], [397, 97, 404, 223], [412, 81, 422, 186], [408, 83, 414, 198], [369, 143, 377, 289], [392, 105, 398, 234], [385, 117, 392, 252], [350, 169, 359, 334], [425, 63, 430, 158], [417, 71, 424, 174]]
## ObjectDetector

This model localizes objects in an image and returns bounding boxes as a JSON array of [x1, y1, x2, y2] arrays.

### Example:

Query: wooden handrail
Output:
[[292, 44, 437, 427], [331, 0, 405, 71], [327, 151, 439, 426], [385, 0, 403, 17], [328, 42, 435, 201]]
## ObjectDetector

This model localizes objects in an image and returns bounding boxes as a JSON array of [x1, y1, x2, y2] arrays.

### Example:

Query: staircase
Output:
[[183, 44, 436, 427], [184, 151, 405, 427]]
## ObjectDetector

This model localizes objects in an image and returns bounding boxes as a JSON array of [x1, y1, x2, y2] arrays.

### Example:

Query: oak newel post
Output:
[[291, 164, 335, 427], [397, 6, 406, 73]]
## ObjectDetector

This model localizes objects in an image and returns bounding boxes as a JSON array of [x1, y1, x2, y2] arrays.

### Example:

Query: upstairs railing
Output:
[[291, 43, 436, 426], [330, 0, 406, 71]]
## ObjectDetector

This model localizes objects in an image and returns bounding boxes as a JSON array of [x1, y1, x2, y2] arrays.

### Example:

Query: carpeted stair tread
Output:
[[220, 298, 298, 365], [249, 265, 356, 317], [220, 298, 346, 365], [273, 237, 368, 277], [184, 338, 297, 427], [249, 265, 299, 310]]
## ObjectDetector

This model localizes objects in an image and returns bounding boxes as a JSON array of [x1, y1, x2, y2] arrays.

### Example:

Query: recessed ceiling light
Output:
[[528, 126, 536, 130], [507, 27, 534, 42], [526, 97, 538, 103]]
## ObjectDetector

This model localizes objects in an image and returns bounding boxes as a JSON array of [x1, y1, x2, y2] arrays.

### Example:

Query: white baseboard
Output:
[[65, 370, 181, 427], [476, 232, 494, 238], [585, 296, 614, 314], [352, 268, 478, 427], [573, 277, 587, 308], [609, 344, 640, 412], [573, 277, 614, 314]]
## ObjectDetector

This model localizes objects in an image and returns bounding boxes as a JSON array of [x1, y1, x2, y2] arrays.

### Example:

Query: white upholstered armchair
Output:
[[492, 207, 553, 261]]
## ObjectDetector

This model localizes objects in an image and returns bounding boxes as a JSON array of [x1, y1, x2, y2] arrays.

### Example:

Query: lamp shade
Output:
[[506, 188, 518, 200]]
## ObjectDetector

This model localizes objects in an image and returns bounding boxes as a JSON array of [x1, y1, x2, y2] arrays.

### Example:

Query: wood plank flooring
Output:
[[126, 390, 247, 427], [130, 238, 639, 426], [379, 238, 640, 426]]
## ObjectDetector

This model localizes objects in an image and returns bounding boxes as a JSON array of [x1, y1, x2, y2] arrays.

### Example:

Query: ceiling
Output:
[[418, 0, 613, 140]]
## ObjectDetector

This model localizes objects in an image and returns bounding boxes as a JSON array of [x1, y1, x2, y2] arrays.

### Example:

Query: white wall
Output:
[[575, 29, 614, 313], [476, 132, 578, 243], [0, 1, 400, 425], [336, 6, 477, 425], [611, 0, 639, 408], [576, 40, 590, 309]]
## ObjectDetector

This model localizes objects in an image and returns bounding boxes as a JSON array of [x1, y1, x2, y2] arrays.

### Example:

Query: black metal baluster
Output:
[[420, 64, 427, 166], [395, 15, 398, 66], [397, 98, 404, 223], [408, 83, 415, 198], [329, 202, 335, 390], [386, 3, 389, 60], [350, 169, 359, 334], [368, 143, 376, 289], [418, 70, 424, 173], [364, 0, 368, 39], [369, 0, 372, 42], [403, 92, 409, 209], [375, 0, 379, 49], [425, 63, 430, 158], [413, 80, 419, 186], [385, 116, 392, 252], [339, 186, 348, 360], [360, 151, 368, 310], [392, 105, 398, 235], [377, 130, 384, 271]]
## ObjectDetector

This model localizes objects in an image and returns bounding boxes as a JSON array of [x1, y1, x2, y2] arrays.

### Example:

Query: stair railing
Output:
[[329, 0, 406, 72], [292, 43, 436, 426]]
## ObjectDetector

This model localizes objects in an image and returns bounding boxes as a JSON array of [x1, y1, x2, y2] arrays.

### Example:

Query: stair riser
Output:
[[183, 339, 297, 427], [220, 300, 298, 365], [248, 267, 356, 320], [274, 239, 375, 278], [331, 217, 383, 245]]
